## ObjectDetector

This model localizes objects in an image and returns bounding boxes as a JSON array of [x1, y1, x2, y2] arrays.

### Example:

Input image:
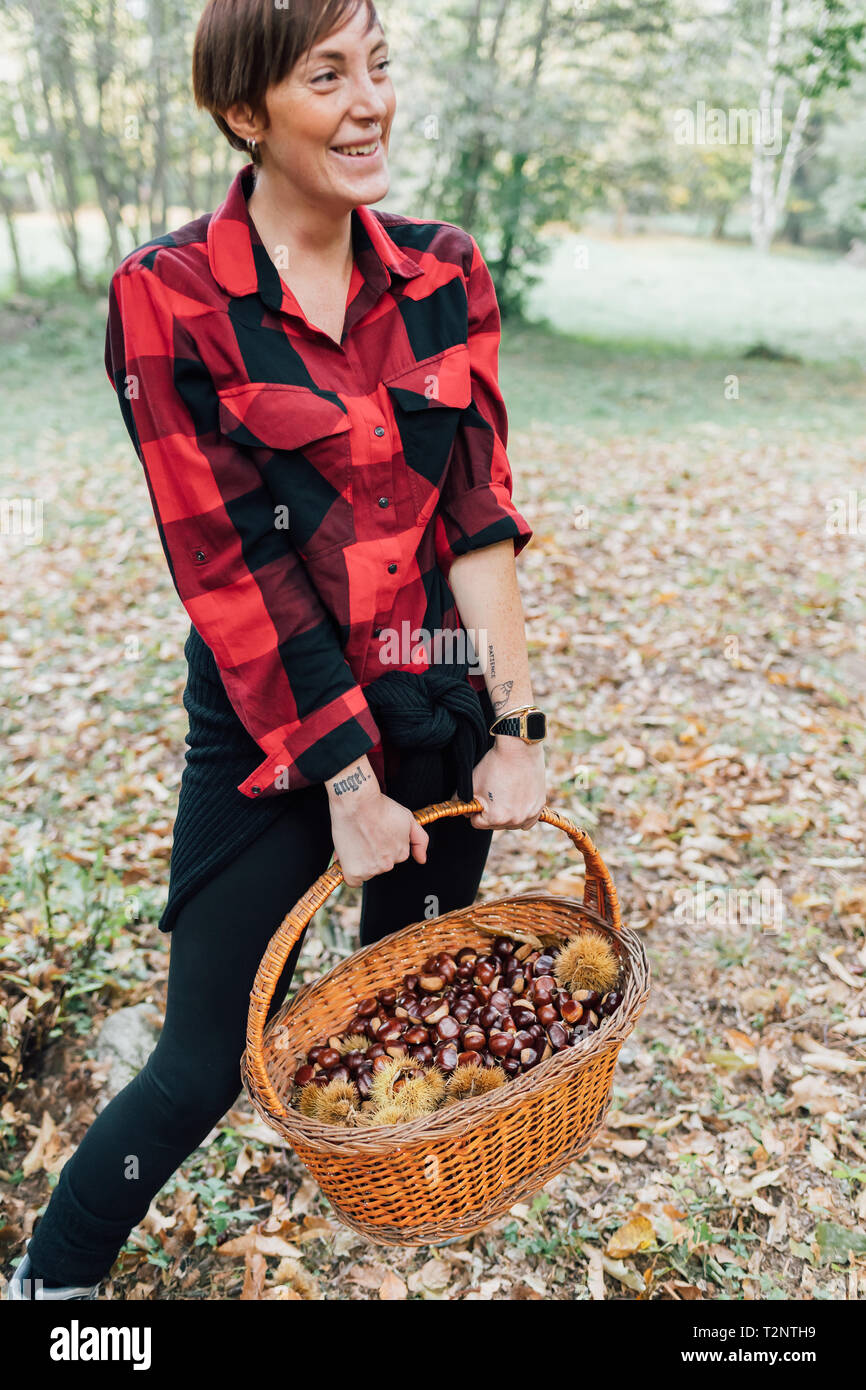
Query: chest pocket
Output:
[[218, 382, 354, 558], [383, 344, 472, 525]]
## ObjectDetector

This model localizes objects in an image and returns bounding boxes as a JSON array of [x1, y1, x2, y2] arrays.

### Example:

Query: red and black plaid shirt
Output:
[[105, 162, 533, 800]]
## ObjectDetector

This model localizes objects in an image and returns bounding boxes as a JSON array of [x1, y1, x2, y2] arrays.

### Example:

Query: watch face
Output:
[[526, 711, 546, 739]]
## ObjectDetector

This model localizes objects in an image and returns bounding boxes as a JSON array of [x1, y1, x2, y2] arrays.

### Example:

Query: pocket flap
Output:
[[218, 383, 351, 450], [384, 344, 472, 412]]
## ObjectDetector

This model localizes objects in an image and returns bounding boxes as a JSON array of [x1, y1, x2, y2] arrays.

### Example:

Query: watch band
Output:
[[488, 704, 547, 742]]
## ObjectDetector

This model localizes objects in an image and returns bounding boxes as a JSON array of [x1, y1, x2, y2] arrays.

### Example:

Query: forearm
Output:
[[447, 539, 535, 722], [325, 754, 380, 808]]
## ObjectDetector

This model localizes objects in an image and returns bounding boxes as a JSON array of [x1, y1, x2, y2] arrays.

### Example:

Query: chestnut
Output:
[[377, 987, 398, 1009], [574, 989, 602, 1011], [474, 983, 492, 1004], [456, 947, 478, 965], [474, 961, 497, 987], [478, 1005, 500, 1031], [404, 1026, 429, 1046], [420, 998, 449, 1024], [586, 1010, 600, 1029], [410, 1044, 434, 1065], [534, 954, 556, 977], [462, 1025, 487, 1052], [510, 1029, 534, 1056], [502, 1057, 521, 1076], [529, 975, 556, 1005], [308, 1046, 327, 1065], [537, 1002, 559, 1027], [344, 1051, 367, 1071], [492, 935, 515, 959], [434, 1043, 459, 1071], [560, 997, 584, 1025], [512, 1005, 536, 1030], [490, 989, 511, 1012], [377, 1019, 405, 1045], [422, 956, 440, 975], [435, 1015, 461, 1042], [371, 1054, 393, 1075], [547, 1022, 569, 1050], [355, 1069, 374, 1099], [452, 1002, 473, 1024], [318, 1047, 341, 1070], [498, 1013, 517, 1034], [437, 956, 457, 984], [356, 996, 378, 1018], [513, 943, 534, 962], [488, 1031, 513, 1058], [455, 962, 475, 982], [294, 1064, 315, 1087], [601, 990, 623, 1015], [386, 1041, 409, 1058], [330, 1064, 351, 1082], [519, 1047, 540, 1069], [457, 1050, 484, 1068], [510, 973, 526, 996], [419, 974, 445, 993], [367, 1043, 386, 1059]]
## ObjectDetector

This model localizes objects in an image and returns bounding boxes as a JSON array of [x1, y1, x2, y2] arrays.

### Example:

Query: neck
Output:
[[248, 163, 353, 267]]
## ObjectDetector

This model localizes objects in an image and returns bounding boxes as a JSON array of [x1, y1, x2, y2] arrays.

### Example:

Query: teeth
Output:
[[332, 142, 378, 155]]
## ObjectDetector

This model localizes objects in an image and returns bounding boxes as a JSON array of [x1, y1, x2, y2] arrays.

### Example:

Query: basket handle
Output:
[[244, 799, 621, 1122]]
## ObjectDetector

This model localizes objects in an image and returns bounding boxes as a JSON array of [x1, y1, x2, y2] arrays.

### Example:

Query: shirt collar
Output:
[[207, 162, 423, 314]]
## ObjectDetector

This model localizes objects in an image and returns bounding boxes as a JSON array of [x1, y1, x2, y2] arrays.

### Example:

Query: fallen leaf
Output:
[[378, 1269, 408, 1300], [606, 1214, 655, 1258]]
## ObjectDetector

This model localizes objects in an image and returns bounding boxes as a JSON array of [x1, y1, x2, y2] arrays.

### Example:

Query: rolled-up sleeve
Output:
[[434, 236, 533, 581], [105, 259, 381, 797]]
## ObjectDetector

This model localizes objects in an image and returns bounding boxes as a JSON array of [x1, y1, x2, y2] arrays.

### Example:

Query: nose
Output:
[[346, 66, 390, 125]]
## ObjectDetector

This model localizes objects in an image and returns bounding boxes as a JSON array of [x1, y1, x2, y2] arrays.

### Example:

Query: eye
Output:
[[374, 58, 391, 73], [312, 69, 339, 85]]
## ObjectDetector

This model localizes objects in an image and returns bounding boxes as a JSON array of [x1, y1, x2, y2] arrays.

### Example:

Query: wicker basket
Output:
[[241, 798, 650, 1246]]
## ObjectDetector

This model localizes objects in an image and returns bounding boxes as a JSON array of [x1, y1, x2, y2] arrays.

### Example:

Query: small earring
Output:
[[246, 137, 257, 155]]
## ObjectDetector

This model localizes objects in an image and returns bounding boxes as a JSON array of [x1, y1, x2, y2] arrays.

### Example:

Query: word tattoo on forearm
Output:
[[491, 680, 514, 712], [488, 644, 496, 678], [330, 764, 370, 795]]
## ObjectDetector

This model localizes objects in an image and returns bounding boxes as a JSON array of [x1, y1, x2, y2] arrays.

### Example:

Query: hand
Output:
[[468, 739, 547, 831], [329, 784, 430, 888]]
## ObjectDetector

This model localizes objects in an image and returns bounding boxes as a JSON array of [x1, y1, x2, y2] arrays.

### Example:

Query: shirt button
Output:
[[374, 425, 385, 437], [378, 496, 389, 508], [251, 786, 262, 796], [373, 627, 383, 638], [387, 562, 397, 574]]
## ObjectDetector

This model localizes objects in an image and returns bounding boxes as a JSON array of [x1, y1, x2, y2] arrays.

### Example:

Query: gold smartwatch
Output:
[[488, 704, 547, 743]]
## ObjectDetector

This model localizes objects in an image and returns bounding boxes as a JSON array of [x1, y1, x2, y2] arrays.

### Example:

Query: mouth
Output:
[[329, 138, 383, 160]]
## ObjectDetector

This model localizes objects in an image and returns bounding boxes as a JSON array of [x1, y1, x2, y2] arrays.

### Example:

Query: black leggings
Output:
[[25, 760, 492, 1287]]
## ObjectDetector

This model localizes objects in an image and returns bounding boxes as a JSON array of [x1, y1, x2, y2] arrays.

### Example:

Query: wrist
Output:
[[325, 757, 380, 806], [493, 734, 545, 757]]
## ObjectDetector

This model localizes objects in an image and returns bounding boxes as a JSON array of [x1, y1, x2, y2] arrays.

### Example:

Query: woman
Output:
[[7, 0, 546, 1300]]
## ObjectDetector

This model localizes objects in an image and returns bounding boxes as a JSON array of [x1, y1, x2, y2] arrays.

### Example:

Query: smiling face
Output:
[[224, 6, 395, 214]]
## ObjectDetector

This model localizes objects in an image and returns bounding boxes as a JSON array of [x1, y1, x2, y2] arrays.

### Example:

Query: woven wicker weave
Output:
[[241, 799, 650, 1245]]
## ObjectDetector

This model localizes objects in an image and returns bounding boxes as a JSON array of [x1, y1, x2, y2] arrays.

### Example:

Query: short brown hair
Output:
[[193, 0, 381, 165]]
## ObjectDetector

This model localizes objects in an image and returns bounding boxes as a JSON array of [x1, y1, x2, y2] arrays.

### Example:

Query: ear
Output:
[[222, 100, 268, 146]]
